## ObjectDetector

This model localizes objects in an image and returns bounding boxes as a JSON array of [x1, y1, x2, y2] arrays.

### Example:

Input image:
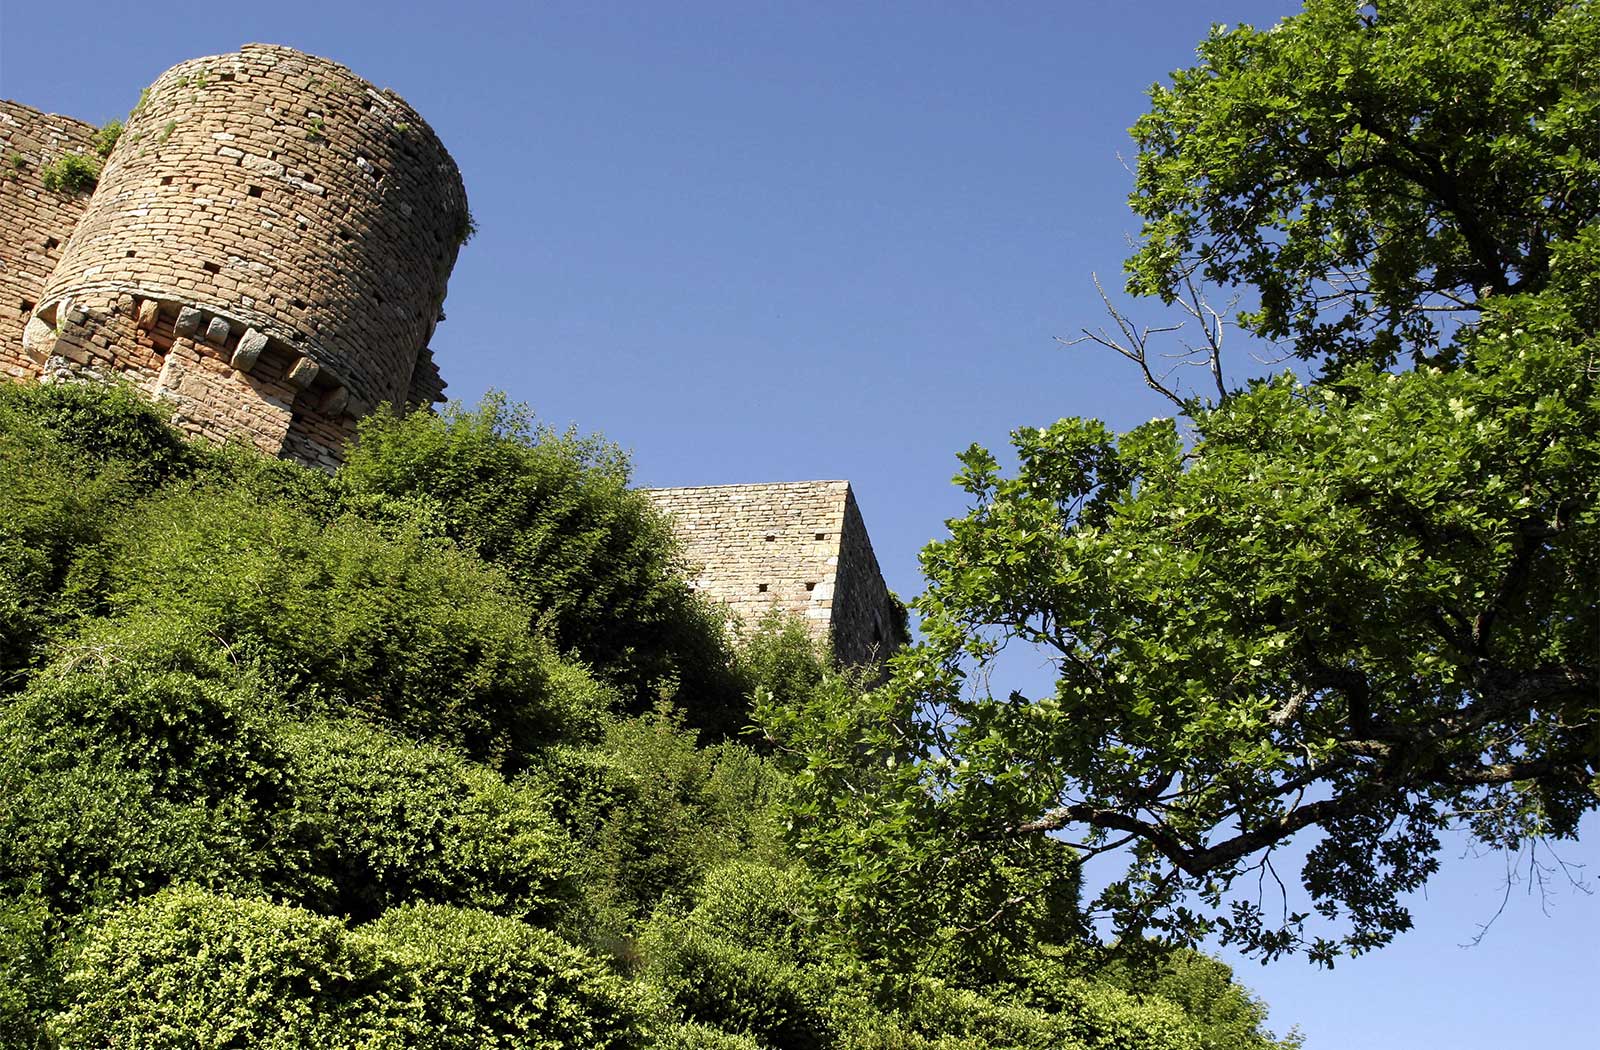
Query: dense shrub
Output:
[[0, 649, 287, 922], [0, 390, 138, 683], [656, 1023, 765, 1050], [94, 488, 612, 761], [732, 611, 830, 710], [0, 380, 198, 487], [51, 888, 653, 1049], [645, 919, 833, 1050], [52, 886, 394, 1048], [1071, 950, 1293, 1050], [371, 903, 653, 1050], [681, 860, 822, 963], [338, 397, 746, 729], [536, 707, 785, 942], [277, 718, 579, 923], [0, 890, 56, 1049]]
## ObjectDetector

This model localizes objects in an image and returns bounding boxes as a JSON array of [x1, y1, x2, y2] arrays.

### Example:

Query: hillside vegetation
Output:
[[0, 383, 1294, 1048]]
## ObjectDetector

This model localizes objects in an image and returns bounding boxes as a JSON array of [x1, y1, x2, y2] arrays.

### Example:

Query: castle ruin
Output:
[[2, 44, 903, 662]]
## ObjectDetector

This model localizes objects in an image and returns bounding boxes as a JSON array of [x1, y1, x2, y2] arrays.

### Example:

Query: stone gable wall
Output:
[[643, 481, 904, 665]]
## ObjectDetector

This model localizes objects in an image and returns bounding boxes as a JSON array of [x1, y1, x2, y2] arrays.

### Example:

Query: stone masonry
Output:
[[644, 482, 905, 666], [3, 44, 464, 468], [0, 102, 97, 381], [5, 46, 903, 667]]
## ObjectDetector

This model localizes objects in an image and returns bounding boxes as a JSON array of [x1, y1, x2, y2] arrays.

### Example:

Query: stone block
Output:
[[231, 328, 268, 371], [22, 316, 56, 360], [286, 355, 321, 388], [136, 298, 160, 331], [205, 316, 231, 344], [174, 306, 202, 336]]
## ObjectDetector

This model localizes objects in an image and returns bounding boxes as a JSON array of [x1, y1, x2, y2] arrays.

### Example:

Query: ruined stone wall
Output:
[[0, 102, 96, 380], [7, 44, 465, 466], [643, 481, 904, 666]]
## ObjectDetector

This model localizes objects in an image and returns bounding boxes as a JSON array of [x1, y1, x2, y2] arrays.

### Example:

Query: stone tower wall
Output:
[[643, 481, 904, 666], [12, 44, 464, 466], [0, 102, 97, 380]]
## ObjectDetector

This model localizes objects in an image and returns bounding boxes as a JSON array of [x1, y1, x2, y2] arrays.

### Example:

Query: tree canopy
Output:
[[766, 0, 1599, 967], [1127, 0, 1599, 373]]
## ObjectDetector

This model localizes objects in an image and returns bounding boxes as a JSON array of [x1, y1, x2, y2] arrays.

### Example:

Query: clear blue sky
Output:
[[3, 2, 1593, 1044]]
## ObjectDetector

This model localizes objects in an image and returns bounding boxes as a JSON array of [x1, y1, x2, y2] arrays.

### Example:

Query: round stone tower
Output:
[[28, 44, 467, 466]]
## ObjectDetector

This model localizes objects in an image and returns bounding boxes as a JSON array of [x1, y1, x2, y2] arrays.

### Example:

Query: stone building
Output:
[[643, 482, 905, 666], [2, 44, 464, 468], [3, 45, 902, 664]]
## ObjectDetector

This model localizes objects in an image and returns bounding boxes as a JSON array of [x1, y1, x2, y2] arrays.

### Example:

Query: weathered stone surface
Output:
[[205, 316, 231, 345], [136, 298, 160, 331], [286, 355, 320, 388], [174, 306, 202, 336], [0, 101, 95, 380], [231, 328, 268, 371], [321, 385, 350, 416], [21, 316, 55, 360], [643, 482, 904, 667]]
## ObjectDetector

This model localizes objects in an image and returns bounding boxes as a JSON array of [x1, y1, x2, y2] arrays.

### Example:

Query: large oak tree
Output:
[[767, 0, 1599, 968]]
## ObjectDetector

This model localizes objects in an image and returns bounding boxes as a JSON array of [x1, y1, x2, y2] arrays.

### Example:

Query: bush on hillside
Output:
[[337, 396, 747, 731], [51, 888, 653, 1049], [52, 886, 391, 1048], [370, 903, 653, 1050], [644, 919, 833, 1050], [0, 380, 198, 488], [0, 388, 152, 684], [277, 717, 579, 924], [0, 648, 288, 922], [681, 860, 822, 964], [535, 706, 785, 944], [92, 488, 613, 761], [732, 611, 830, 711]]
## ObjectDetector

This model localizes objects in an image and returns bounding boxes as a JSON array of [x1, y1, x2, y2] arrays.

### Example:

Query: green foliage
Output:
[[370, 903, 652, 1050], [758, 663, 1084, 980], [656, 1023, 766, 1050], [811, 298, 1598, 964], [1091, 950, 1295, 1050], [538, 706, 785, 945], [1126, 0, 1600, 371], [0, 379, 199, 487], [89, 120, 122, 158], [769, 0, 1600, 970], [735, 611, 830, 711], [339, 396, 746, 730], [277, 718, 579, 923], [0, 391, 132, 684], [0, 889, 57, 1048], [52, 887, 385, 1048], [0, 646, 287, 922], [680, 861, 822, 963], [52, 888, 649, 1048], [0, 382, 1295, 1043], [645, 918, 834, 1050], [38, 152, 100, 194], [95, 487, 610, 760]]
